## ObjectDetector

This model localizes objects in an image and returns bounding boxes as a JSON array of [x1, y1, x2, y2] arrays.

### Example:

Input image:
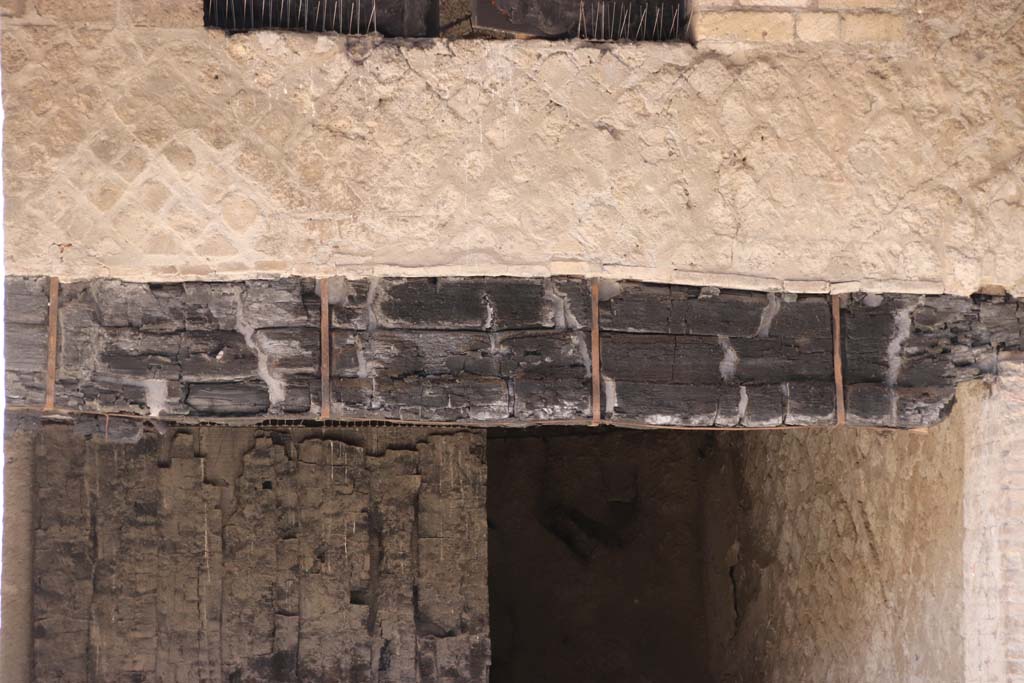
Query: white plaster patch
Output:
[[141, 379, 168, 418], [602, 375, 618, 417], [597, 279, 623, 302], [886, 301, 915, 387], [755, 292, 782, 338], [234, 293, 287, 408], [719, 335, 739, 382], [863, 293, 886, 308]]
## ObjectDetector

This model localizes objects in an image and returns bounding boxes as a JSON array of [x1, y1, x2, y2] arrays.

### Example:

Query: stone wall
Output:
[[0, 418, 490, 683], [701, 382, 984, 682], [2, 1, 1022, 295]]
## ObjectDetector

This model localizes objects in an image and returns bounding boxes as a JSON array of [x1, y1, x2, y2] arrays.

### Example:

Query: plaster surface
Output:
[[703, 381, 986, 683], [2, 1, 1022, 294]]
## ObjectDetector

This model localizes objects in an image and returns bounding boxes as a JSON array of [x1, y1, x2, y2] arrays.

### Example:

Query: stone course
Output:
[[1, 1, 1021, 296]]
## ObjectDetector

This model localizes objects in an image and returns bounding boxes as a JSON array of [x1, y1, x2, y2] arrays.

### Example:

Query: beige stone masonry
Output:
[[1, 1, 1022, 297], [841, 11, 905, 41], [697, 10, 795, 41], [796, 11, 841, 41], [818, 0, 903, 8]]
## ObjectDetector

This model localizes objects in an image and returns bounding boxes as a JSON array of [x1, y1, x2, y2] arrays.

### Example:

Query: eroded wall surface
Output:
[[1, 418, 489, 683], [702, 383, 982, 683], [1, 1, 1022, 294]]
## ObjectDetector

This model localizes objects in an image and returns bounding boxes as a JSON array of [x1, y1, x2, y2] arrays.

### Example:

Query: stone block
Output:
[[0, 0, 25, 16], [697, 10, 794, 42], [125, 0, 204, 27], [738, 0, 807, 5], [32, 0, 115, 23], [841, 12, 905, 42], [819, 0, 902, 7], [796, 12, 841, 41]]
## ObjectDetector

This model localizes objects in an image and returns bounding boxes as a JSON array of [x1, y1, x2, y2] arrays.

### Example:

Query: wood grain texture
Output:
[[6, 276, 1019, 429], [28, 422, 490, 683]]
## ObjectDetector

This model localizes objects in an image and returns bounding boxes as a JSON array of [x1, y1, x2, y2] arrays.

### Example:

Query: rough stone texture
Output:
[[0, 415, 38, 683], [841, 292, 1023, 427], [330, 277, 594, 421], [21, 421, 489, 683], [990, 362, 1024, 683], [2, 0, 1022, 296], [702, 384, 978, 683], [600, 281, 835, 426]]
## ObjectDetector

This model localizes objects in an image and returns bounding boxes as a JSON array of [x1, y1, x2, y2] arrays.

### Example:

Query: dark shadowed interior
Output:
[[487, 427, 714, 683]]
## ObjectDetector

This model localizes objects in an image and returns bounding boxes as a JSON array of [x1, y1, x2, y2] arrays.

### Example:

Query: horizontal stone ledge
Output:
[[4, 276, 1019, 429]]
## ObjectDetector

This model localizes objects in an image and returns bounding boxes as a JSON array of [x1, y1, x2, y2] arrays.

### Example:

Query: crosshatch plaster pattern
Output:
[[1, 1, 1022, 294]]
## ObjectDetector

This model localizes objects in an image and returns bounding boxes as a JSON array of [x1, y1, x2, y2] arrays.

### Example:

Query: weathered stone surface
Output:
[[6, 4, 1022, 298], [704, 397, 974, 683], [27, 422, 489, 682], [842, 293, 1021, 427], [601, 286, 836, 427]]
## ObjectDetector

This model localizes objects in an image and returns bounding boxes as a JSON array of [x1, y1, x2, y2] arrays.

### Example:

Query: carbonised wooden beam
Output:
[[597, 282, 836, 428], [472, 0, 690, 41], [840, 292, 1022, 427], [5, 276, 1019, 429]]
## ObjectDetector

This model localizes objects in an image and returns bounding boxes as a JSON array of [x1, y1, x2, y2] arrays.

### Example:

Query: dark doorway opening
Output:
[[486, 426, 713, 683]]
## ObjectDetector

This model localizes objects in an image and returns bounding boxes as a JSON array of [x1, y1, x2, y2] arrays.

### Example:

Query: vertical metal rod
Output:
[[43, 277, 60, 412], [831, 295, 847, 426], [333, 0, 340, 31], [320, 278, 331, 420]]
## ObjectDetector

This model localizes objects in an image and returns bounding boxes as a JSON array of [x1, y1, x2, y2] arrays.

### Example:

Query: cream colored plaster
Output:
[[705, 382, 982, 682], [1, 1, 1022, 294]]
